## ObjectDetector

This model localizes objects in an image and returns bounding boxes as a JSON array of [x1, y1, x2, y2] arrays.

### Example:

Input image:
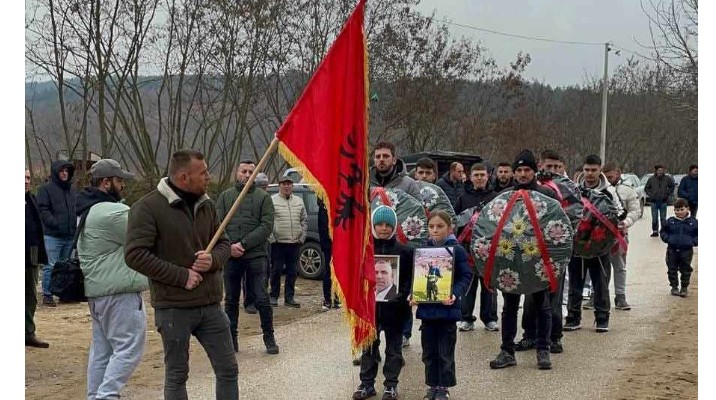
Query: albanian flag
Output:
[[275, 0, 375, 352]]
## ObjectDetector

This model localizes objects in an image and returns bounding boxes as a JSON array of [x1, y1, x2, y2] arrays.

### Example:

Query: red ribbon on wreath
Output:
[[580, 197, 627, 252], [483, 190, 559, 293]]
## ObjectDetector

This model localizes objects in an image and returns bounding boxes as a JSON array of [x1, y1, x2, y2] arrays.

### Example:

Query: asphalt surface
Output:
[[180, 207, 680, 400]]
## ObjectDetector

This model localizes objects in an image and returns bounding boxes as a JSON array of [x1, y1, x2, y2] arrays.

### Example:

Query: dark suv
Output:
[[265, 183, 325, 280]]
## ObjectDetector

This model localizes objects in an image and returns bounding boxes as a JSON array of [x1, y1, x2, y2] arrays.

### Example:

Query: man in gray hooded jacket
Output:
[[369, 141, 421, 200]]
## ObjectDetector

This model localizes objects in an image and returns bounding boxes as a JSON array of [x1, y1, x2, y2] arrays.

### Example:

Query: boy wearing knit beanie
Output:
[[353, 206, 414, 400]]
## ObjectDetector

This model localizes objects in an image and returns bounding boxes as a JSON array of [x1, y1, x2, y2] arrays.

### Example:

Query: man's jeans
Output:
[[155, 304, 238, 400], [608, 236, 629, 296], [224, 257, 274, 340], [522, 272, 565, 342], [461, 275, 498, 325], [566, 255, 611, 324], [42, 235, 73, 296], [87, 292, 146, 400], [270, 243, 300, 301], [501, 290, 551, 353], [322, 244, 334, 303], [651, 201, 668, 233]]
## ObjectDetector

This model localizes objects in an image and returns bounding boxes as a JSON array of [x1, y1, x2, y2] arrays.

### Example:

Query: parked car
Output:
[[639, 173, 676, 205], [673, 174, 687, 201], [621, 173, 646, 216], [266, 183, 325, 280]]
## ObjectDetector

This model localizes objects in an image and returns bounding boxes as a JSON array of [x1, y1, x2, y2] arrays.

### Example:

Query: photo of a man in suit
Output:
[[375, 257, 398, 302]]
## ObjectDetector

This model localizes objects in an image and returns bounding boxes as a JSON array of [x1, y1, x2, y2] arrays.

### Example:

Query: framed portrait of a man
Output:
[[374, 255, 400, 302]]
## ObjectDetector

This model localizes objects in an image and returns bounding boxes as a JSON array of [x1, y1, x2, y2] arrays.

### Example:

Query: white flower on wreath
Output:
[[472, 238, 491, 261], [487, 199, 508, 222], [497, 269, 521, 292], [544, 220, 570, 245], [419, 186, 439, 208], [535, 258, 561, 282], [401, 216, 424, 240]]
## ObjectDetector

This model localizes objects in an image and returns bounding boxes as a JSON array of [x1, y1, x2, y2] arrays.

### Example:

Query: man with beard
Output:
[[602, 162, 641, 311], [26, 169, 50, 348], [565, 155, 624, 334], [370, 141, 421, 199], [76, 159, 149, 400], [494, 162, 515, 193], [125, 149, 236, 399], [490, 150, 559, 371], [36, 160, 78, 307], [370, 141, 421, 347], [216, 160, 279, 354], [515, 149, 571, 355], [455, 163, 499, 332], [437, 162, 465, 208]]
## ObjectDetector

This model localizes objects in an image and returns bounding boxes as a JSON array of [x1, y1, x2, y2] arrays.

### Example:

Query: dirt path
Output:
[[609, 256, 698, 400], [25, 278, 325, 400]]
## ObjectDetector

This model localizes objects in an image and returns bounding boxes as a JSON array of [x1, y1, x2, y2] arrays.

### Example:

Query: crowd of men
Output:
[[25, 142, 697, 399]]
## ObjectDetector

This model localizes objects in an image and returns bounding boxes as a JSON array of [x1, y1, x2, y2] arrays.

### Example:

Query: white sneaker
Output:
[[484, 321, 499, 331], [458, 321, 476, 331]]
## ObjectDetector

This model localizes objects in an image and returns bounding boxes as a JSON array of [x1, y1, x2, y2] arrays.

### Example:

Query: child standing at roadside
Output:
[[660, 198, 698, 297], [353, 206, 413, 400], [410, 210, 472, 400]]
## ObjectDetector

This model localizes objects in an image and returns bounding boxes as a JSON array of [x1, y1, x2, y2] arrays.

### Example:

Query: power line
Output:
[[609, 43, 652, 60], [435, 18, 605, 46]]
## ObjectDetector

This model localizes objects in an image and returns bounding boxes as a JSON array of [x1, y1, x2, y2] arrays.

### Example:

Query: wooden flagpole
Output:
[[205, 137, 279, 252]]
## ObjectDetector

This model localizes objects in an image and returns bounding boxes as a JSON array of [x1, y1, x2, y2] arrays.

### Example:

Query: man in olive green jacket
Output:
[[216, 160, 278, 354], [125, 150, 236, 400], [77, 159, 149, 400]]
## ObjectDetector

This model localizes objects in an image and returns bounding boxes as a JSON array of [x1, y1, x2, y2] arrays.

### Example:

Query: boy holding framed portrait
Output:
[[353, 206, 413, 400]]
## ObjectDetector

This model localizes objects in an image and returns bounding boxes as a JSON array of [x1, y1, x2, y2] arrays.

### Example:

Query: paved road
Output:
[[176, 208, 681, 399]]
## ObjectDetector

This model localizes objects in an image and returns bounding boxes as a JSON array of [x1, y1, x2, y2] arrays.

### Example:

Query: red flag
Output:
[[275, 0, 375, 352]]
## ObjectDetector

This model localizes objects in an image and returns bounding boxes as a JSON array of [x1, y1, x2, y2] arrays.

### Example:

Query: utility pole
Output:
[[600, 42, 609, 162]]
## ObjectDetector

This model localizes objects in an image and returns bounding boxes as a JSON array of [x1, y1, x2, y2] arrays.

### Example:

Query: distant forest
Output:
[[25, 0, 697, 190]]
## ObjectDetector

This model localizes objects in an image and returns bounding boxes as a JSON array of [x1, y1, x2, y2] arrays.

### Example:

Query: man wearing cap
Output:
[[490, 149, 559, 371], [76, 159, 149, 400], [216, 161, 279, 354], [269, 173, 307, 307]]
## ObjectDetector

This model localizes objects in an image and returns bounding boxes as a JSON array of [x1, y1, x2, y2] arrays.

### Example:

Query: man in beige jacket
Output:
[[269, 174, 307, 308]]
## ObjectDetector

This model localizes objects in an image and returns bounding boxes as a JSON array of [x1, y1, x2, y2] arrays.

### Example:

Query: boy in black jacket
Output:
[[660, 198, 698, 297], [353, 206, 414, 400]]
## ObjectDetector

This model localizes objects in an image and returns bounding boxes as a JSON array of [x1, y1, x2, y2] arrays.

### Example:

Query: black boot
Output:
[[679, 286, 688, 298], [537, 349, 552, 370], [264, 332, 279, 354]]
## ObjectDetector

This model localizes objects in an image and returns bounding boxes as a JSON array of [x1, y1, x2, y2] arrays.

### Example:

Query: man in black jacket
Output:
[[455, 163, 499, 332], [491, 150, 559, 371], [494, 162, 515, 193], [216, 160, 278, 354], [26, 169, 50, 348], [36, 159, 77, 307], [436, 162, 465, 207], [645, 165, 675, 236]]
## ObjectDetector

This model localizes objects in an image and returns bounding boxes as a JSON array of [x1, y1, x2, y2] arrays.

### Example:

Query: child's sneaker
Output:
[[423, 387, 437, 400], [679, 287, 688, 297], [353, 383, 377, 399], [670, 287, 680, 296], [382, 386, 398, 400], [434, 387, 450, 400]]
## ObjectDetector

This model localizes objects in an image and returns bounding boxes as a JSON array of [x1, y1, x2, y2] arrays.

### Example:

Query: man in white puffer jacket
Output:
[[602, 162, 642, 311], [269, 174, 308, 308]]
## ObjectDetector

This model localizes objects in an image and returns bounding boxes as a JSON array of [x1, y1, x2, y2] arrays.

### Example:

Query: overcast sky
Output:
[[414, 0, 655, 87]]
